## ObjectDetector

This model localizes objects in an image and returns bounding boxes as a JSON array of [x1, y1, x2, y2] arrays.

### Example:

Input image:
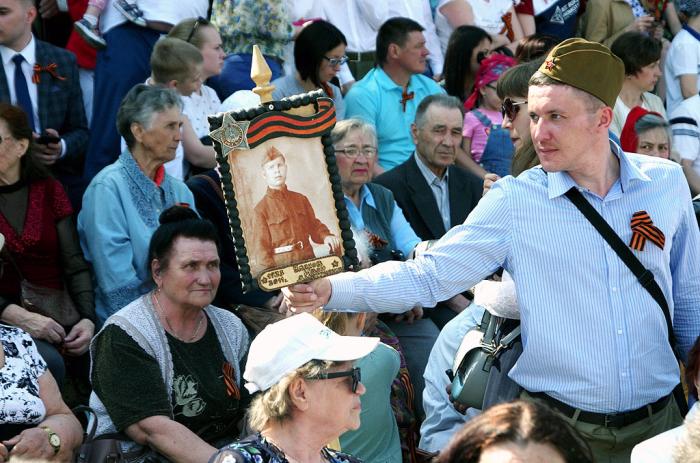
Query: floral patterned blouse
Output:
[[210, 434, 363, 463], [210, 0, 293, 60], [0, 324, 47, 425]]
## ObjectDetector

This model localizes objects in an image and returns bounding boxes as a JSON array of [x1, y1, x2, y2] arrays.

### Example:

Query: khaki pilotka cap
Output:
[[536, 38, 625, 108]]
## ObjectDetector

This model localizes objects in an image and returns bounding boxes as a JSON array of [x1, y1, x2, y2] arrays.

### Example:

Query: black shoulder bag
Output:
[[565, 188, 689, 416]]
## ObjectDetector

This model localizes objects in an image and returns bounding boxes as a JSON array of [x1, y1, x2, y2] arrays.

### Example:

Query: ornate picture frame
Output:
[[209, 90, 358, 293]]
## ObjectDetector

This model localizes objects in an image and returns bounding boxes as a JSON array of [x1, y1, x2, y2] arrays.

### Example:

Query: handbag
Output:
[[1, 247, 80, 327], [450, 310, 521, 410], [73, 406, 146, 463], [565, 187, 689, 415]]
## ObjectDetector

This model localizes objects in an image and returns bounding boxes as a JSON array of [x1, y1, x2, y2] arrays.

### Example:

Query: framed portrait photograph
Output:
[[210, 91, 358, 292]]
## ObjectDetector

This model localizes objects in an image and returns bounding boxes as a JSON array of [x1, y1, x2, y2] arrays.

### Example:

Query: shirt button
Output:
[[617, 330, 623, 335], [622, 372, 628, 377], [612, 287, 617, 292]]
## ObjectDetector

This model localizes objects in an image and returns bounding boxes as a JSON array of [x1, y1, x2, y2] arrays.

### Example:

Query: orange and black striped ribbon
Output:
[[32, 63, 66, 84], [629, 211, 665, 251], [401, 86, 414, 112], [320, 81, 335, 99], [500, 12, 515, 42], [222, 362, 240, 399]]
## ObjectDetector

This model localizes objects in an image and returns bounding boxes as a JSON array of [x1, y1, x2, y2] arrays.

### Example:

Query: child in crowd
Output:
[[75, 0, 146, 49], [462, 54, 516, 177], [122, 37, 204, 180]]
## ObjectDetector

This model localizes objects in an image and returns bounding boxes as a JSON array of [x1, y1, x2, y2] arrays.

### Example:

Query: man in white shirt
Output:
[[670, 94, 700, 195], [664, 0, 700, 114]]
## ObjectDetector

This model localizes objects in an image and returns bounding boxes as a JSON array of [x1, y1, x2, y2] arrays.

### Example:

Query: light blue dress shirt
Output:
[[328, 146, 700, 413], [414, 152, 451, 231], [345, 67, 445, 170], [344, 184, 421, 258]]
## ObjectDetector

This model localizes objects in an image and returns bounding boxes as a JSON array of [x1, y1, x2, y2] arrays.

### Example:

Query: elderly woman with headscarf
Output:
[[210, 313, 378, 463], [78, 84, 195, 324]]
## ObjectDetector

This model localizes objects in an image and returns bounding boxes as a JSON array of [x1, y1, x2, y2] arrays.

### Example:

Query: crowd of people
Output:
[[1, 0, 700, 462]]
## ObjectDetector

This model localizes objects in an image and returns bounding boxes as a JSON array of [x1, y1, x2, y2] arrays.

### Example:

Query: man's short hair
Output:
[[376, 17, 424, 66], [150, 37, 203, 85], [610, 32, 662, 76], [261, 146, 286, 167], [414, 94, 464, 129], [529, 71, 606, 112]]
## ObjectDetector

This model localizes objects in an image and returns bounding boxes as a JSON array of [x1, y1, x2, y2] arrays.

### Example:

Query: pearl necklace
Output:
[[152, 291, 204, 342]]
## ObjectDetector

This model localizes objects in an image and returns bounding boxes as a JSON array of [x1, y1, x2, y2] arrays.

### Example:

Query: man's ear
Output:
[[387, 43, 401, 61], [598, 106, 614, 130], [410, 123, 419, 145]]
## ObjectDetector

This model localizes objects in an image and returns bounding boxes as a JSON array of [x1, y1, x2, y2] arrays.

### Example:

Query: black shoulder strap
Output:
[[565, 187, 688, 415], [564, 188, 677, 355]]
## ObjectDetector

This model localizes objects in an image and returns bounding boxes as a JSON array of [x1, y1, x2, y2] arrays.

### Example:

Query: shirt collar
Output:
[[344, 184, 376, 210], [0, 34, 36, 68], [547, 140, 650, 199], [360, 184, 375, 209], [414, 151, 448, 185], [376, 67, 417, 92]]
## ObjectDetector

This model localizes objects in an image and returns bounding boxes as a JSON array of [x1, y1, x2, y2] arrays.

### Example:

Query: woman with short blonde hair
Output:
[[212, 313, 379, 463]]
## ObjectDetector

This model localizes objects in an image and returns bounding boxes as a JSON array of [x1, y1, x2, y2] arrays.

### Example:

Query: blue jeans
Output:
[[208, 53, 283, 101]]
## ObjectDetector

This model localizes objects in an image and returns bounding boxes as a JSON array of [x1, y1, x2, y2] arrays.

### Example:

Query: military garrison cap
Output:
[[536, 38, 624, 108]]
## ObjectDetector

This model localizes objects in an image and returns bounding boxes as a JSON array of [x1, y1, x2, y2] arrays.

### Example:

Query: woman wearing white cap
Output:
[[210, 313, 379, 463]]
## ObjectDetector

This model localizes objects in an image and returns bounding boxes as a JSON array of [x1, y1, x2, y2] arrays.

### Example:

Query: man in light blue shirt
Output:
[[286, 39, 700, 461], [345, 17, 445, 173]]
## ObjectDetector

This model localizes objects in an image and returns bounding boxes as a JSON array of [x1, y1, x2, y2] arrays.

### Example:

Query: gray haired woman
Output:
[[78, 84, 195, 324]]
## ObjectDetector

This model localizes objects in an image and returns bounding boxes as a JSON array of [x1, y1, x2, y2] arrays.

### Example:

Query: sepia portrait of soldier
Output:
[[252, 146, 341, 269]]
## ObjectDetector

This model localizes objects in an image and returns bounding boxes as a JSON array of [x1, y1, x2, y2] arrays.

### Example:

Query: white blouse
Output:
[[0, 324, 47, 425]]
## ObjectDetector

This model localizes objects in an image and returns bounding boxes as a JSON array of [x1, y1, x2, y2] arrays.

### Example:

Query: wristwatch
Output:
[[40, 426, 61, 455]]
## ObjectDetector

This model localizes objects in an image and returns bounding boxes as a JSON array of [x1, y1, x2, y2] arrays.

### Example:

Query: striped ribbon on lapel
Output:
[[629, 211, 665, 251], [222, 361, 240, 399]]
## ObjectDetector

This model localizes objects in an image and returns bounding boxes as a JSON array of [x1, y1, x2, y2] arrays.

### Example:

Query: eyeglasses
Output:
[[324, 55, 349, 67], [335, 146, 377, 159], [501, 97, 528, 121], [309, 367, 362, 393], [186, 17, 207, 43]]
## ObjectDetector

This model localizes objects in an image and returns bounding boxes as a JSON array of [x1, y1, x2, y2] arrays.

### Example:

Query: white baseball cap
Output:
[[244, 313, 380, 393]]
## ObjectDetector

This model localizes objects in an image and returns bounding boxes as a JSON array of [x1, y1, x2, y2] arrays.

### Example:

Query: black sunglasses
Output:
[[309, 367, 361, 393], [501, 97, 528, 121], [186, 17, 207, 43]]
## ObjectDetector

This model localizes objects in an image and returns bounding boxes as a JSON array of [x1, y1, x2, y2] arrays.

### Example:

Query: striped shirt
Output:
[[328, 146, 700, 413]]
